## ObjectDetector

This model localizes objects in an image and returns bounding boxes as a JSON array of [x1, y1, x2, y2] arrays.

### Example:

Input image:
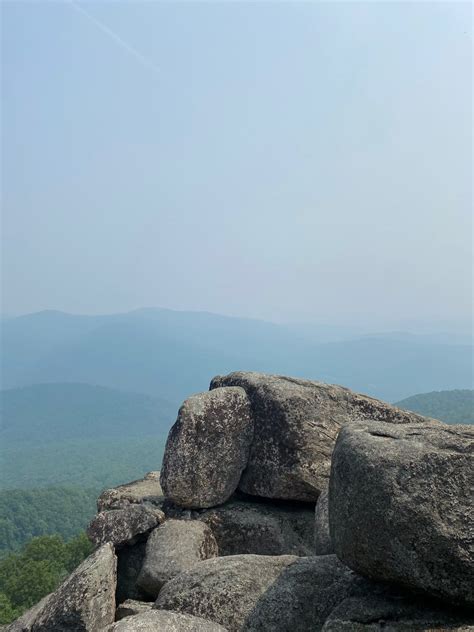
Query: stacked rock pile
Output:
[[7, 372, 473, 631]]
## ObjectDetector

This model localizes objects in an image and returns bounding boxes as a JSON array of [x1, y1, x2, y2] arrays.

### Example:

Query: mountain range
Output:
[[2, 308, 472, 403]]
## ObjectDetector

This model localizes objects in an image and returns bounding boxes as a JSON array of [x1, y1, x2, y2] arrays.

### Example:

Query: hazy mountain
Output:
[[396, 389, 473, 424], [2, 308, 472, 403]]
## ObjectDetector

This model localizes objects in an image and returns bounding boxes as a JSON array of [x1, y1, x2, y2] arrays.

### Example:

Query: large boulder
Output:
[[154, 554, 365, 632], [314, 490, 333, 555], [197, 497, 314, 556], [210, 372, 432, 501], [160, 388, 253, 508], [109, 610, 227, 631], [15, 543, 117, 631], [322, 591, 474, 631], [329, 421, 474, 606], [97, 472, 163, 512], [137, 520, 218, 598], [87, 505, 164, 548]]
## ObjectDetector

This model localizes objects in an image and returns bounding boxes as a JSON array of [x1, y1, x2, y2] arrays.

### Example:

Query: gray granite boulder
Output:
[[97, 472, 163, 512], [322, 591, 474, 631], [241, 554, 368, 631], [330, 421, 474, 606], [155, 554, 366, 632], [110, 610, 227, 631], [115, 600, 153, 621], [197, 497, 314, 556], [137, 520, 218, 598], [314, 490, 333, 555], [161, 387, 253, 508], [87, 505, 164, 548], [210, 372, 433, 502], [21, 543, 117, 631]]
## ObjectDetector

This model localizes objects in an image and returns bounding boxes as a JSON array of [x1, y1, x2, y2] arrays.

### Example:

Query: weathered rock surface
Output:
[[154, 554, 297, 631], [161, 387, 253, 508], [110, 610, 228, 631], [115, 600, 153, 621], [137, 519, 218, 598], [20, 543, 117, 631], [210, 372, 433, 501], [98, 472, 163, 512], [314, 490, 333, 555], [330, 421, 474, 606], [242, 554, 369, 631], [87, 505, 164, 548], [322, 591, 474, 631], [197, 497, 315, 556], [116, 542, 149, 604], [155, 553, 367, 631]]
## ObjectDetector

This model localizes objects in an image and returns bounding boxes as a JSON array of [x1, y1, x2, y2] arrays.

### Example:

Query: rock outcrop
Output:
[[329, 421, 474, 607], [137, 520, 218, 598], [196, 497, 314, 556], [97, 471, 163, 512], [8, 372, 473, 632], [154, 554, 299, 631], [210, 372, 433, 501], [160, 387, 253, 508], [87, 505, 164, 548]]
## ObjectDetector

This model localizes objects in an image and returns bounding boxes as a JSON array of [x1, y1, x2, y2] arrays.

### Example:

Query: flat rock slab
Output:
[[155, 553, 365, 632], [115, 600, 153, 621], [87, 505, 164, 548], [314, 490, 333, 555], [330, 421, 474, 607], [109, 610, 228, 631], [161, 387, 253, 508], [137, 520, 218, 598], [196, 497, 315, 556], [210, 372, 433, 502], [97, 472, 163, 512], [21, 543, 117, 631]]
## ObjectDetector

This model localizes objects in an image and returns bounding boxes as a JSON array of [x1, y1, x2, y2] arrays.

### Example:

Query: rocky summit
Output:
[[7, 371, 474, 631]]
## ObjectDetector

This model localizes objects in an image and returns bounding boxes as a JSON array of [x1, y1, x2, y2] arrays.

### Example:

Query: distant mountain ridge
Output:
[[2, 308, 472, 403], [396, 389, 473, 424]]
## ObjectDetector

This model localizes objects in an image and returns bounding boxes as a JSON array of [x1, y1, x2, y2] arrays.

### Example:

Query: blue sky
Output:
[[2, 1, 472, 331]]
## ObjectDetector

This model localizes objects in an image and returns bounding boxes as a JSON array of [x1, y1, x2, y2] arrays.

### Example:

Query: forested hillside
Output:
[[1, 382, 175, 444], [0, 489, 97, 556], [396, 389, 473, 424]]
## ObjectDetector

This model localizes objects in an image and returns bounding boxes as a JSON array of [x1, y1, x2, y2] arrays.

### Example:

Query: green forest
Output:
[[0, 534, 93, 624], [395, 389, 474, 424], [0, 488, 97, 556]]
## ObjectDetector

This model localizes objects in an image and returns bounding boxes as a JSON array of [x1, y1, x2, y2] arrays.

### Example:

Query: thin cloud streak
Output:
[[68, 0, 161, 77]]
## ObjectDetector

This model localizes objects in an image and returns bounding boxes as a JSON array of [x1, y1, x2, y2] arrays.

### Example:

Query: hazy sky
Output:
[[2, 1, 472, 330]]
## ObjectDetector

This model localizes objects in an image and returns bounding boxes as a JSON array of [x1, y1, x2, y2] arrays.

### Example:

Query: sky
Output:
[[1, 1, 472, 332]]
